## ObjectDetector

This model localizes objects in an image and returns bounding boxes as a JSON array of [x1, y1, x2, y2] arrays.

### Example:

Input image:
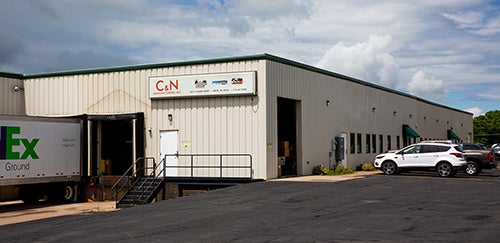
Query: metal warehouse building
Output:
[[1, 54, 472, 182]]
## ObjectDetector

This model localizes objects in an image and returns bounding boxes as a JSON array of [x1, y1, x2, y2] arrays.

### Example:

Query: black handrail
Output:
[[113, 153, 253, 206], [112, 157, 156, 204], [161, 153, 253, 179]]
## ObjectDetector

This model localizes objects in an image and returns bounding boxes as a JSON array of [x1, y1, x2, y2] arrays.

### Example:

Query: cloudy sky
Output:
[[1, 0, 499, 116]]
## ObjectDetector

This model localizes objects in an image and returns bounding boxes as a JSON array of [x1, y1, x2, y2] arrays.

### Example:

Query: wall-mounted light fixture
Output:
[[436, 119, 439, 123], [372, 107, 376, 113], [326, 100, 331, 107], [424, 116, 427, 121], [393, 111, 397, 116], [168, 114, 173, 122], [446, 120, 450, 125], [409, 114, 413, 119], [13, 85, 24, 92]]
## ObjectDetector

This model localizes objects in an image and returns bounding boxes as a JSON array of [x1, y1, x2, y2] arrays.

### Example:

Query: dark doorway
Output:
[[87, 113, 144, 177], [277, 97, 297, 177]]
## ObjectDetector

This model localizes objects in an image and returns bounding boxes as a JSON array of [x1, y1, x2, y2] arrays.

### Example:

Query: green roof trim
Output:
[[403, 124, 420, 138], [4, 53, 471, 116], [447, 129, 461, 140], [0, 71, 24, 79]]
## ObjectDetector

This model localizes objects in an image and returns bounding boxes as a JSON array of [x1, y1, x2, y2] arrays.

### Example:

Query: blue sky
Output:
[[1, 0, 499, 116]]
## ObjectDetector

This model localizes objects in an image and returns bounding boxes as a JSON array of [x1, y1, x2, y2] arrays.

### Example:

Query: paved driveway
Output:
[[1, 170, 500, 242]]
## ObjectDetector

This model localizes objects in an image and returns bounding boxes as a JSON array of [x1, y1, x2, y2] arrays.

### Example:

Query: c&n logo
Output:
[[0, 126, 39, 160]]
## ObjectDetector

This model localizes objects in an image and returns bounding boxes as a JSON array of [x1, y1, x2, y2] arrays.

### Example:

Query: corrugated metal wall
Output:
[[22, 61, 270, 179], [150, 60, 268, 179], [24, 71, 151, 116], [19, 56, 472, 179], [265, 61, 472, 176], [0, 76, 25, 115], [416, 102, 473, 142]]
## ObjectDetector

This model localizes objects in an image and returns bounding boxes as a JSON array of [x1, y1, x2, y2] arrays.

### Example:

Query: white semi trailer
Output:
[[0, 115, 82, 203]]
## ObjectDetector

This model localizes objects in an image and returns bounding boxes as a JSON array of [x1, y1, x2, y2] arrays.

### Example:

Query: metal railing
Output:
[[160, 153, 253, 179], [111, 157, 157, 203], [112, 153, 253, 206]]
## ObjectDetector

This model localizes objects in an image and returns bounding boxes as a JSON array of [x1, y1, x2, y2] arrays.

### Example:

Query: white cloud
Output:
[[316, 35, 400, 88], [408, 70, 448, 101], [443, 9, 500, 36], [465, 107, 483, 117], [0, 0, 499, 114]]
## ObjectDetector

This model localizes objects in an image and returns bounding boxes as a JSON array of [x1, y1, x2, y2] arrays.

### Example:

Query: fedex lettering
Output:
[[155, 79, 179, 91], [0, 126, 39, 160]]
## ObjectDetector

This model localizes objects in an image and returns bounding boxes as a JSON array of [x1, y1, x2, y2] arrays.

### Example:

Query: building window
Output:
[[357, 133, 362, 154], [379, 135, 383, 153], [387, 135, 391, 151], [366, 134, 371, 153], [396, 135, 401, 149], [372, 134, 376, 153], [350, 133, 355, 154]]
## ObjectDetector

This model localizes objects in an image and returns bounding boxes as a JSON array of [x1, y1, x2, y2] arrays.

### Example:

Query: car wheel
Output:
[[381, 161, 397, 175], [465, 161, 479, 176], [437, 162, 453, 177]]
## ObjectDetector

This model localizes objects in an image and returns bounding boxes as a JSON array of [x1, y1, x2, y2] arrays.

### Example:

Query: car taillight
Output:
[[488, 152, 493, 161], [450, 153, 463, 158]]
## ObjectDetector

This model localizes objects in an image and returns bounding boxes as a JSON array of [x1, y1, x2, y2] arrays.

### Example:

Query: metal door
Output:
[[160, 130, 178, 177]]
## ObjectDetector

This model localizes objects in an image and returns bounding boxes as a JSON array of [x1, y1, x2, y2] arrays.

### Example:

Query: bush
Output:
[[312, 164, 355, 175], [358, 163, 377, 171], [312, 165, 329, 175]]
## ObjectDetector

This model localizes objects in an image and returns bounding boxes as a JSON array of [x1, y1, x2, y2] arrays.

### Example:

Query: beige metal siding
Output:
[[265, 61, 472, 177], [0, 77, 25, 115], [151, 60, 268, 179], [416, 102, 472, 142], [25, 71, 151, 116]]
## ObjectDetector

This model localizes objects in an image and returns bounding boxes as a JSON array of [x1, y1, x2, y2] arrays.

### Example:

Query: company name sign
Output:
[[149, 71, 256, 99]]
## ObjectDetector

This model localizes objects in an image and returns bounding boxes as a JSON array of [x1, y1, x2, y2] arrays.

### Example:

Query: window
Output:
[[366, 134, 371, 153], [396, 136, 400, 149], [357, 133, 362, 154], [372, 134, 376, 153], [400, 145, 420, 154], [387, 135, 391, 150], [350, 133, 355, 154], [379, 135, 383, 153]]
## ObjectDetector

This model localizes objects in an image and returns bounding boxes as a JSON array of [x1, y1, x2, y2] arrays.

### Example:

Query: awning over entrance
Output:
[[403, 124, 420, 138], [447, 129, 461, 140]]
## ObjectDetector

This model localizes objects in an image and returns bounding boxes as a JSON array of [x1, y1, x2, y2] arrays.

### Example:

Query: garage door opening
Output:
[[87, 113, 144, 177], [277, 97, 299, 177]]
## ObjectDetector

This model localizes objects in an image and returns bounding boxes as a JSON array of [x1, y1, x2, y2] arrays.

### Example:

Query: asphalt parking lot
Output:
[[1, 170, 500, 242]]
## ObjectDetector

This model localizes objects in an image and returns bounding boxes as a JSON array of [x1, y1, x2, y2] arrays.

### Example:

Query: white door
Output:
[[340, 133, 347, 166], [160, 130, 178, 177]]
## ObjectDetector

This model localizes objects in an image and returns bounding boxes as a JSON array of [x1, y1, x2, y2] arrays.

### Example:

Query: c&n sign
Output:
[[149, 71, 256, 99]]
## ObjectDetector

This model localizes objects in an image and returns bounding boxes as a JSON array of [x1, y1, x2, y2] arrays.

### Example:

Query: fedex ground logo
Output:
[[0, 126, 39, 160]]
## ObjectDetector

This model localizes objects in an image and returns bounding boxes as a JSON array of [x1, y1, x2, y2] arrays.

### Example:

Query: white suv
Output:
[[374, 142, 466, 177]]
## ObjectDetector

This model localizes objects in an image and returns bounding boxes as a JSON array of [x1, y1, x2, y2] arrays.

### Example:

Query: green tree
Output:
[[473, 110, 500, 146]]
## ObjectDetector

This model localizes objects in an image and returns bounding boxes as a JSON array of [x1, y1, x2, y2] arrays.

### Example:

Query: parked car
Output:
[[460, 143, 496, 175], [374, 142, 466, 177], [492, 144, 500, 161]]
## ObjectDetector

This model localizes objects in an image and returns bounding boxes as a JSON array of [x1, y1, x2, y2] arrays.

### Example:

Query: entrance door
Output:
[[277, 97, 298, 177], [340, 133, 347, 166], [160, 130, 178, 177]]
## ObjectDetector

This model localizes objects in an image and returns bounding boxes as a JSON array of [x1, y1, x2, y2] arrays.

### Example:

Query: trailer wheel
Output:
[[62, 184, 76, 202]]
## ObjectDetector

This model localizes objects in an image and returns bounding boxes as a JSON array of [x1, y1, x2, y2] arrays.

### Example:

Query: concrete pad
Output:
[[270, 171, 381, 182], [0, 200, 117, 226]]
